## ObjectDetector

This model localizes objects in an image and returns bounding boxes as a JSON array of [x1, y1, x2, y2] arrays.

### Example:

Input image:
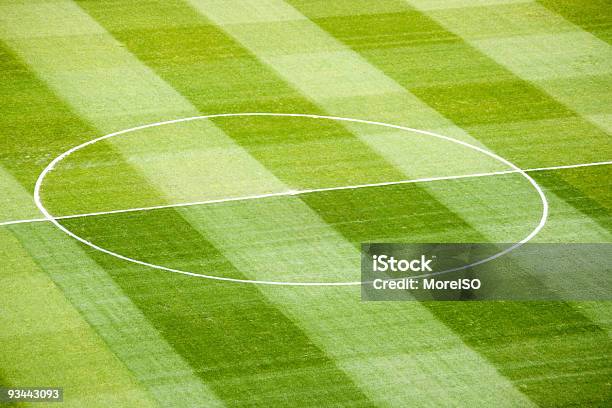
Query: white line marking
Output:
[[2, 160, 608, 228], [26, 113, 550, 285]]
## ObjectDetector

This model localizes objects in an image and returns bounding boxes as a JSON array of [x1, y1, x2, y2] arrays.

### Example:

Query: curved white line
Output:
[[33, 113, 549, 286]]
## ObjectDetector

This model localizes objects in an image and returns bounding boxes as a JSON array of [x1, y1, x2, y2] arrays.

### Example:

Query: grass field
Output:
[[0, 0, 611, 406]]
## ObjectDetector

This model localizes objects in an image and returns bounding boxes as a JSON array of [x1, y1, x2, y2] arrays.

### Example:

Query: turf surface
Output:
[[0, 0, 610, 406]]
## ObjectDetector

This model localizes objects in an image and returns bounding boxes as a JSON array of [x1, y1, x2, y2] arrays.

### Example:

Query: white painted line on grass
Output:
[[6, 113, 607, 285], [23, 113, 551, 285], [2, 159, 609, 228]]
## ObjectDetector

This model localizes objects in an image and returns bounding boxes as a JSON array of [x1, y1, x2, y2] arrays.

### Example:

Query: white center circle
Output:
[[34, 113, 549, 286]]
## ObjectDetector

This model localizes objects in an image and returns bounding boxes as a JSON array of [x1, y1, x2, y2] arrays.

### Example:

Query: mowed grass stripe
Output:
[[71, 3, 544, 402], [187, 0, 608, 248], [279, 2, 612, 404], [414, 1, 612, 128], [296, 179, 611, 406], [531, 167, 612, 232], [546, 165, 612, 213], [71, 192, 538, 407], [281, 1, 612, 238], [0, 165, 41, 222], [44, 211, 373, 407], [529, 166, 612, 333], [0, 41, 228, 408], [0, 1, 375, 405], [74, 0, 412, 189], [538, 0, 612, 44], [0, 42, 97, 221], [0, 228, 155, 408], [189, 0, 609, 298], [0, 155, 155, 407], [81, 0, 608, 404]]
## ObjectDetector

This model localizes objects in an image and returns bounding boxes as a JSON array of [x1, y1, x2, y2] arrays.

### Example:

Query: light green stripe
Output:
[[477, 31, 611, 81], [0, 1, 409, 404], [0, 166, 41, 222], [586, 114, 612, 134], [175, 2, 540, 404], [187, 0, 306, 24], [3, 0, 535, 405], [0, 3, 225, 405], [178, 199, 536, 407], [187, 0, 610, 240], [0, 167, 154, 407], [409, 1, 612, 131], [0, 165, 221, 407], [10, 221, 225, 407], [0, 221, 155, 407]]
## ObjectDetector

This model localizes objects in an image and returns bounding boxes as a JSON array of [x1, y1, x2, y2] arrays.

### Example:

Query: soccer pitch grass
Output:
[[0, 0, 610, 406]]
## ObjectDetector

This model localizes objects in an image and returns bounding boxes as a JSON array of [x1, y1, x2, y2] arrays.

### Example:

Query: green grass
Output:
[[57, 213, 374, 407], [0, 0, 610, 407], [538, 0, 612, 44]]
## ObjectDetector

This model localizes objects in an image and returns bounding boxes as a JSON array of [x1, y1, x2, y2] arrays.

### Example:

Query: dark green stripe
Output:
[[0, 40, 371, 407], [538, 0, 612, 44], [298, 180, 611, 407], [282, 3, 612, 405], [285, 5, 612, 233], [532, 168, 612, 231], [555, 165, 612, 211], [59, 211, 373, 407], [0, 44, 94, 189], [75, 1, 409, 187], [74, 0, 487, 224]]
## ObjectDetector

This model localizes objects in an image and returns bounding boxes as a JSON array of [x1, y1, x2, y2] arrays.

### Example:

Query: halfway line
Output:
[[1, 159, 610, 227]]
